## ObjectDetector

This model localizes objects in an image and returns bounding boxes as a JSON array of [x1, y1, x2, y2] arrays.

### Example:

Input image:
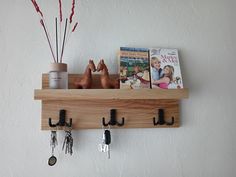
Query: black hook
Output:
[[102, 109, 125, 127], [49, 110, 72, 128], [153, 109, 174, 126]]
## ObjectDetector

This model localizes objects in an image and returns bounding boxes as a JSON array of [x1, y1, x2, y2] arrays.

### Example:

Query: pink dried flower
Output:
[[72, 22, 78, 32], [31, 0, 43, 18], [69, 0, 75, 24], [59, 0, 63, 22]]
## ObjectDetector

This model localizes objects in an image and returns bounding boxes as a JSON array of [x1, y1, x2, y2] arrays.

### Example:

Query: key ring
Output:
[[48, 128, 58, 166], [62, 125, 73, 155]]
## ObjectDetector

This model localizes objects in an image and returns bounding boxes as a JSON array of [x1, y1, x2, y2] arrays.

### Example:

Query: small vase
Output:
[[49, 63, 68, 89]]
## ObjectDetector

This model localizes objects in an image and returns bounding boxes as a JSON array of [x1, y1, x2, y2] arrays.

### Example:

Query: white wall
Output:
[[0, 0, 235, 176]]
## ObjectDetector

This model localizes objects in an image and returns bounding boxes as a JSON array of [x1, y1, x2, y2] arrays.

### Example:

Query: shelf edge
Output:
[[34, 89, 189, 100]]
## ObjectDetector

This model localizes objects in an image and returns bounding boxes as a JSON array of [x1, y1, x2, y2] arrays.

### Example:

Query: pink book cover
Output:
[[149, 48, 184, 89]]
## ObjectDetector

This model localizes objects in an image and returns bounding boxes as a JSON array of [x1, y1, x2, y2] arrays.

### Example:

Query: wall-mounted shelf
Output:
[[35, 89, 188, 100], [34, 74, 189, 130]]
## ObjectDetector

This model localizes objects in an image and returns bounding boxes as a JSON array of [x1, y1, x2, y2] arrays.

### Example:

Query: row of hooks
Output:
[[48, 109, 175, 128]]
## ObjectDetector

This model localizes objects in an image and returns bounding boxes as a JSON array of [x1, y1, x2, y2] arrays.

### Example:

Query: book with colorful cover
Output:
[[149, 48, 183, 89], [120, 47, 151, 89]]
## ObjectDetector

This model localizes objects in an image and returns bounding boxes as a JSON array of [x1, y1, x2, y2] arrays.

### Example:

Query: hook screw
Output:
[[49, 110, 72, 128], [153, 109, 174, 126], [102, 109, 125, 127]]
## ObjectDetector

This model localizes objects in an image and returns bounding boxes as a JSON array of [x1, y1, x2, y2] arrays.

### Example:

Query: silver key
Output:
[[98, 143, 108, 152], [107, 144, 110, 159], [98, 128, 111, 159], [104, 129, 111, 159], [50, 131, 58, 154], [62, 130, 73, 155]]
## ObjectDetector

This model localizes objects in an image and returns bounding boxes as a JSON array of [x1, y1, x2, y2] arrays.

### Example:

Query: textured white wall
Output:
[[0, 0, 235, 176]]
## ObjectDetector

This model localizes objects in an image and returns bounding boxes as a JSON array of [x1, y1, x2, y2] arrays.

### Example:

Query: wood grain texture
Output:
[[35, 89, 189, 100], [36, 74, 187, 130], [41, 100, 180, 130]]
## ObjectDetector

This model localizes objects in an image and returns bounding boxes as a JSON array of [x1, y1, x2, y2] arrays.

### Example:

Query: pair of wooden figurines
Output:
[[74, 59, 119, 89]]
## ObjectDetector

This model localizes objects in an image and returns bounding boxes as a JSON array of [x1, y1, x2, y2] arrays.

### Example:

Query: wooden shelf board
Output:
[[41, 99, 180, 130], [34, 88, 189, 100], [36, 74, 188, 129]]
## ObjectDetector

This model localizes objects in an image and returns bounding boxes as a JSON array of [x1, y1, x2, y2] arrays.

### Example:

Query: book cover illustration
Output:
[[120, 47, 151, 89], [150, 48, 183, 89]]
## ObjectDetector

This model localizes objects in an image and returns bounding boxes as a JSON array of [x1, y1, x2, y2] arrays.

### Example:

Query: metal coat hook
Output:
[[49, 109, 72, 128], [102, 109, 125, 127], [153, 109, 174, 126]]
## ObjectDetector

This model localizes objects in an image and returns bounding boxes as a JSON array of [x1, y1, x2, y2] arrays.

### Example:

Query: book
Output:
[[119, 47, 151, 89], [149, 48, 183, 89]]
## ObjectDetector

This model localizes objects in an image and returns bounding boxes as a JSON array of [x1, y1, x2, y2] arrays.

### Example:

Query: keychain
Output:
[[98, 126, 111, 159], [62, 129, 73, 155], [48, 131, 58, 166]]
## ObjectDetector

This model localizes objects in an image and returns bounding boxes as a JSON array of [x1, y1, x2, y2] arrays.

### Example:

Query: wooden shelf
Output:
[[34, 89, 189, 101], [34, 74, 189, 130]]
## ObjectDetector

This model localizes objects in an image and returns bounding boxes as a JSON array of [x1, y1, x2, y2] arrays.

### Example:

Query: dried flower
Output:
[[31, 0, 44, 18], [72, 22, 78, 32], [69, 0, 75, 24], [59, 0, 63, 22], [31, 0, 79, 63]]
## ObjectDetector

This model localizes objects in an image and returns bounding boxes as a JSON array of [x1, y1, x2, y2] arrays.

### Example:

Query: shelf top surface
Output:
[[34, 88, 189, 100]]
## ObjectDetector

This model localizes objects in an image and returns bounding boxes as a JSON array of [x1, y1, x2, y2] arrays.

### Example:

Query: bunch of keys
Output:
[[98, 127, 111, 159], [62, 130, 73, 155], [48, 131, 58, 166]]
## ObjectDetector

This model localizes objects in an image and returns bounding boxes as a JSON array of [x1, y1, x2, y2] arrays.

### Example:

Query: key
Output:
[[50, 131, 58, 150], [69, 134, 73, 155], [104, 130, 111, 145], [62, 134, 66, 152], [98, 143, 108, 152], [98, 128, 111, 159], [62, 130, 73, 155], [98, 132, 108, 152], [104, 130, 111, 159], [107, 145, 110, 159]]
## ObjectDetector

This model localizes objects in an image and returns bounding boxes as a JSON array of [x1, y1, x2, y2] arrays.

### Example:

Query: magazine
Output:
[[120, 47, 151, 89], [149, 48, 183, 89]]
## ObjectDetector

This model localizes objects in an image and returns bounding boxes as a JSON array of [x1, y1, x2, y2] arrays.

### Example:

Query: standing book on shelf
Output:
[[149, 48, 183, 89], [120, 47, 151, 89]]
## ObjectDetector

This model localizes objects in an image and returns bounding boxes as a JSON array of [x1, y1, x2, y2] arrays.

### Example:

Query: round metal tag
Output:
[[48, 155, 57, 166]]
